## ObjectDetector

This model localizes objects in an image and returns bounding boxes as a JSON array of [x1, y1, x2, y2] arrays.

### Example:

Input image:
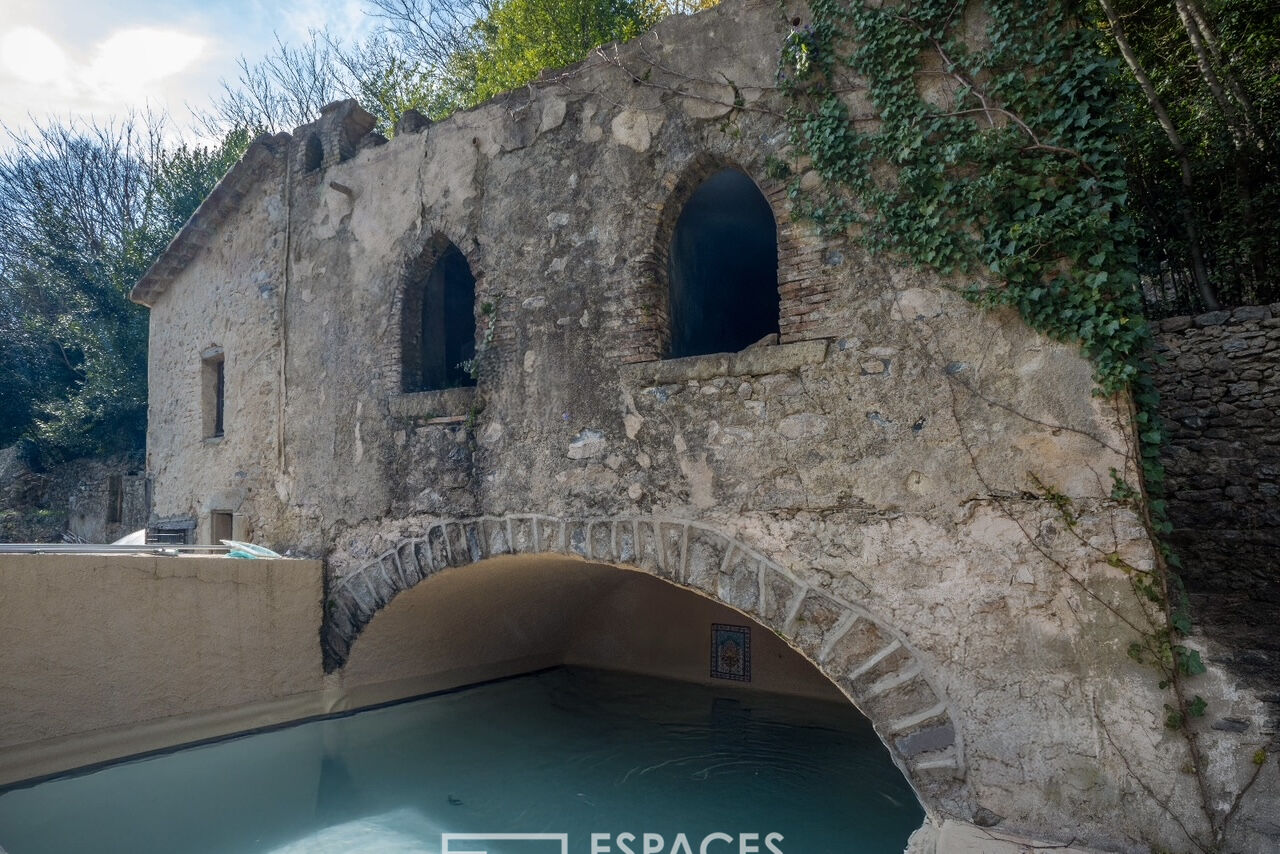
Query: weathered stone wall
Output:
[[0, 449, 147, 543], [1154, 305, 1280, 741], [1155, 304, 1280, 599], [142, 146, 287, 546], [131, 0, 1278, 849]]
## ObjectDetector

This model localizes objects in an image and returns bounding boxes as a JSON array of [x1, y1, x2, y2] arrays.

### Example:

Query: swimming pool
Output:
[[0, 668, 923, 853]]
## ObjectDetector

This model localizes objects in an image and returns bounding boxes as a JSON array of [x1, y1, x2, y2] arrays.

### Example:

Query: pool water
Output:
[[0, 668, 923, 853]]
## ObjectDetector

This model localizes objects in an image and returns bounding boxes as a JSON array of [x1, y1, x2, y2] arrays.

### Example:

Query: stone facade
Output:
[[131, 1, 1277, 849], [0, 448, 147, 543], [1155, 304, 1280, 599], [1154, 305, 1280, 734]]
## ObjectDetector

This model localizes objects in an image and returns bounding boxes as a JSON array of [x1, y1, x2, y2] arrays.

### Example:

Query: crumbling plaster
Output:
[[132, 0, 1277, 849]]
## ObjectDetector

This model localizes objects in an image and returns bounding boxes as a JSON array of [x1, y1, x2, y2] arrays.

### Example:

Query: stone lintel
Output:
[[618, 339, 828, 386], [389, 386, 478, 418]]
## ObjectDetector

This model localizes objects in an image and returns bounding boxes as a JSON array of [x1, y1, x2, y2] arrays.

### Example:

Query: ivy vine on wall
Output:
[[774, 0, 1266, 846], [780, 0, 1148, 391]]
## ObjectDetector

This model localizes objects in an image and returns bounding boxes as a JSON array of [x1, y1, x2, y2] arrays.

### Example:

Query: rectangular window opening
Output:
[[201, 348, 225, 439], [214, 359, 225, 437], [147, 517, 195, 545]]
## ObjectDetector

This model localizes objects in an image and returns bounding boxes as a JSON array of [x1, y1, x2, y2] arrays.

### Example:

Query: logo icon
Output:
[[441, 833, 571, 854]]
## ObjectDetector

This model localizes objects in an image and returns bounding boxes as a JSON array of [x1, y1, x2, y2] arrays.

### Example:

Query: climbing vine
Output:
[[776, 0, 1265, 847], [780, 0, 1147, 392]]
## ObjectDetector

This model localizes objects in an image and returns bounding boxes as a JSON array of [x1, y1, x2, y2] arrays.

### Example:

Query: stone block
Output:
[[535, 517, 563, 553], [1195, 310, 1232, 327], [483, 519, 511, 556], [616, 521, 637, 564], [757, 567, 803, 631], [659, 522, 686, 581], [589, 521, 615, 561], [896, 722, 955, 758], [634, 520, 664, 574], [788, 591, 848, 657], [567, 520, 590, 557], [683, 528, 730, 594], [1231, 306, 1270, 323], [717, 549, 761, 612]]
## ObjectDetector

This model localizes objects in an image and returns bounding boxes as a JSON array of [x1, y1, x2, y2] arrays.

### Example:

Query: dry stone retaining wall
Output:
[[1155, 304, 1280, 600]]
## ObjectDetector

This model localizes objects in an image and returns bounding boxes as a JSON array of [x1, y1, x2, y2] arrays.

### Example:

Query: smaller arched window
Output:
[[401, 241, 477, 392], [303, 134, 324, 172], [667, 168, 779, 359]]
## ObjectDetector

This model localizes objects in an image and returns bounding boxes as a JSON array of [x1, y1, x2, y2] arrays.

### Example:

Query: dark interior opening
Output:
[[213, 359, 225, 437], [403, 243, 477, 392], [106, 475, 123, 525], [667, 168, 779, 358], [303, 134, 324, 172]]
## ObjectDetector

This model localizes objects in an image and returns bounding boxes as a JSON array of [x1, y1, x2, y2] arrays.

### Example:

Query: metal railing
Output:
[[0, 543, 231, 555]]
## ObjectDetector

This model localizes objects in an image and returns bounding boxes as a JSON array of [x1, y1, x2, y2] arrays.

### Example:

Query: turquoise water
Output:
[[0, 669, 923, 853]]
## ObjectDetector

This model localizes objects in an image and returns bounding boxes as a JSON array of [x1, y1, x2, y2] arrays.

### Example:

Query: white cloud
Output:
[[0, 24, 210, 142], [85, 28, 206, 102], [0, 0, 372, 146], [1, 26, 69, 85]]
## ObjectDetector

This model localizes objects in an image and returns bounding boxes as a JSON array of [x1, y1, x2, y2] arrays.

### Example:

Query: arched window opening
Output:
[[303, 134, 324, 172], [667, 168, 779, 359], [401, 242, 477, 392]]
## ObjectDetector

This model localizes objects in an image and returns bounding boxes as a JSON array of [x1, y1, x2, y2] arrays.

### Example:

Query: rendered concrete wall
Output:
[[0, 554, 324, 785], [337, 556, 605, 707], [563, 564, 843, 702], [0, 551, 860, 790], [132, 0, 1279, 849]]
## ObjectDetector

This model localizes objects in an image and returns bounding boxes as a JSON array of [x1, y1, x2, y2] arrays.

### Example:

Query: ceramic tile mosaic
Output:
[[710, 623, 751, 681]]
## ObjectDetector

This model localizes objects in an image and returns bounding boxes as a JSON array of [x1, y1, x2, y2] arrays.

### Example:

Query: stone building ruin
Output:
[[128, 1, 1277, 850]]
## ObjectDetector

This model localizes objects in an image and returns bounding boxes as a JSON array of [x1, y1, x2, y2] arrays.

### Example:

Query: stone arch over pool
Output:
[[323, 514, 969, 815]]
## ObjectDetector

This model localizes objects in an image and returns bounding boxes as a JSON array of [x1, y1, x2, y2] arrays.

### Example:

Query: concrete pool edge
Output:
[[1, 657, 1115, 854], [0, 653, 566, 790], [0, 686, 330, 789]]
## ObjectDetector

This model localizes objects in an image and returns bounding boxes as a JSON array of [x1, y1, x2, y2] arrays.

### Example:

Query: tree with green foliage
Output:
[[0, 118, 250, 465], [1092, 0, 1280, 314], [455, 0, 661, 105]]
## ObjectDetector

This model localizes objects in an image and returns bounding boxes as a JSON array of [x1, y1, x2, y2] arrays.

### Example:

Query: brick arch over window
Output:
[[618, 155, 797, 363], [665, 167, 779, 357], [400, 234, 478, 392], [322, 514, 970, 818]]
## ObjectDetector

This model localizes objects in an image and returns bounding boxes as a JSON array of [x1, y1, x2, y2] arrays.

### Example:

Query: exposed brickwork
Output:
[[775, 206, 845, 343], [606, 154, 843, 363]]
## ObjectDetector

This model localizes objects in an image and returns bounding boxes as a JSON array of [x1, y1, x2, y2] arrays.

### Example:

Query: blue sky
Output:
[[0, 0, 374, 142]]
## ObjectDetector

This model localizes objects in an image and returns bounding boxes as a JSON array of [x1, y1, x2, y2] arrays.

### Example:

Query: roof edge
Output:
[[129, 132, 290, 308]]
